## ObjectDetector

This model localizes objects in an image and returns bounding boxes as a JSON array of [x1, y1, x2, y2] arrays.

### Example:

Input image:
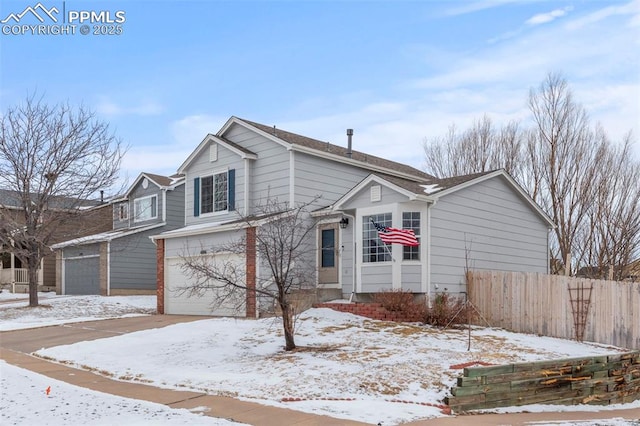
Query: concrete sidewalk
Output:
[[1, 315, 639, 425]]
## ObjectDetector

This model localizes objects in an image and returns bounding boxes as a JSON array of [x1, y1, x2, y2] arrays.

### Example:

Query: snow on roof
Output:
[[153, 218, 245, 240], [421, 184, 441, 195], [51, 223, 166, 249]]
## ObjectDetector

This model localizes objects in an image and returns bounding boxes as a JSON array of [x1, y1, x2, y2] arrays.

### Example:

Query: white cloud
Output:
[[279, 1, 640, 168], [170, 114, 227, 146], [526, 6, 573, 26], [96, 98, 164, 117], [442, 0, 522, 17], [118, 114, 227, 178], [566, 0, 640, 30]]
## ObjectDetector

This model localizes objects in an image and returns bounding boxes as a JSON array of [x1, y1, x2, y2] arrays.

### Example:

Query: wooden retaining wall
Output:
[[446, 351, 640, 413], [468, 271, 640, 349]]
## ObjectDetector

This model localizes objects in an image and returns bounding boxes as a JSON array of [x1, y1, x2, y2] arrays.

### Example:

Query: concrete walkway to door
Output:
[[1, 315, 639, 426]]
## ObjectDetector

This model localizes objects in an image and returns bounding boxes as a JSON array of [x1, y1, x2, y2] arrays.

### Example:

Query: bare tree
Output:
[[0, 95, 125, 306], [178, 197, 319, 351], [423, 115, 525, 181], [582, 131, 640, 280], [423, 72, 640, 277]]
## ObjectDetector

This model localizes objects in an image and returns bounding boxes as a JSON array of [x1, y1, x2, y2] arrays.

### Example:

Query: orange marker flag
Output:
[[45, 386, 51, 396]]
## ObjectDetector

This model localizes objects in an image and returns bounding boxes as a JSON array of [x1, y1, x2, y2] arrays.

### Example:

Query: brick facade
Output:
[[245, 227, 256, 318], [314, 302, 424, 323], [156, 238, 165, 314]]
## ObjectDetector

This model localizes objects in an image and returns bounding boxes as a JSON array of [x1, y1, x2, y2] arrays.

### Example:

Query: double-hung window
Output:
[[117, 202, 128, 221], [402, 212, 420, 260], [363, 213, 392, 263], [200, 171, 229, 214], [134, 195, 157, 222]]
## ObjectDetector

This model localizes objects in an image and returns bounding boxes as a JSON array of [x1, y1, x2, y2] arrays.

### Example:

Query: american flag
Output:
[[370, 219, 419, 246]]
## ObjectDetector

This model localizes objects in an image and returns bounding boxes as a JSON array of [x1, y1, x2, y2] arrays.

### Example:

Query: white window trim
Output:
[[401, 211, 421, 263], [362, 211, 393, 265], [133, 194, 158, 222], [199, 168, 229, 217], [117, 202, 129, 221]]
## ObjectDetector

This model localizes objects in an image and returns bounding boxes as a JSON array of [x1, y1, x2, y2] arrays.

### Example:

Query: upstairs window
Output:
[[134, 195, 157, 222], [194, 169, 235, 216], [201, 171, 228, 214], [363, 213, 392, 263], [117, 202, 128, 221]]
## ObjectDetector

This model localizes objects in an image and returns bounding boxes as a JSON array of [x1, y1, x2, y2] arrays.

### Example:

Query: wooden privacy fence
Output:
[[467, 271, 640, 350]]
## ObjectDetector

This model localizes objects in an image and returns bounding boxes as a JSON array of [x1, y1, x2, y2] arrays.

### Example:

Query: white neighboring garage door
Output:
[[165, 254, 246, 316]]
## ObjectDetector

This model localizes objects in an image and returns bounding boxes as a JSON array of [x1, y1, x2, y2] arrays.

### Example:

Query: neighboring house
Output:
[[153, 116, 554, 317], [52, 173, 185, 295], [0, 189, 111, 292], [626, 259, 640, 282], [576, 259, 640, 282]]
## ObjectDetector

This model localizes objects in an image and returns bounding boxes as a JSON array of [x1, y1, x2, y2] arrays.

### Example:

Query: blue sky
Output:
[[1, 0, 638, 186]]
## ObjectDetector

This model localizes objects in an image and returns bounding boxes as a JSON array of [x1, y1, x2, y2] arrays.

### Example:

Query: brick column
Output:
[[245, 227, 257, 318], [156, 239, 165, 314]]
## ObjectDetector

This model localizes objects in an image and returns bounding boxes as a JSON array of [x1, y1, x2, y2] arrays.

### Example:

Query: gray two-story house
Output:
[[153, 117, 554, 317], [52, 173, 184, 295]]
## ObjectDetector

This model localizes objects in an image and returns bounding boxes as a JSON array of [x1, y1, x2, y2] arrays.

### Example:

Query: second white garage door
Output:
[[165, 254, 246, 316]]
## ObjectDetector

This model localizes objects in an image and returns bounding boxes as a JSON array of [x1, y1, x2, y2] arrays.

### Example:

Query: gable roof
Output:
[[0, 188, 103, 210], [217, 117, 434, 182], [52, 222, 167, 249], [118, 172, 185, 200], [329, 169, 555, 229], [178, 134, 258, 173]]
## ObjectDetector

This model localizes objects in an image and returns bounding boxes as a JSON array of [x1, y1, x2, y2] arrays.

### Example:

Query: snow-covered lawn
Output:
[[0, 292, 155, 331], [1, 294, 638, 425], [0, 293, 246, 425], [0, 360, 244, 425]]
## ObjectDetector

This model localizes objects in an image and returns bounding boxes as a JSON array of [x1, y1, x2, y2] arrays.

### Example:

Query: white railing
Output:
[[14, 268, 29, 285], [0, 268, 30, 285]]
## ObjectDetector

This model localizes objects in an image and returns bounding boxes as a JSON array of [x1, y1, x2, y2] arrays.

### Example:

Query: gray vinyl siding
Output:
[[110, 230, 158, 290], [184, 141, 246, 226], [430, 176, 550, 294], [113, 201, 130, 230], [131, 184, 164, 225], [361, 264, 393, 292], [294, 152, 370, 207], [165, 185, 185, 228], [340, 226, 355, 297], [401, 264, 422, 292], [340, 183, 410, 210], [114, 181, 165, 230], [225, 124, 290, 211]]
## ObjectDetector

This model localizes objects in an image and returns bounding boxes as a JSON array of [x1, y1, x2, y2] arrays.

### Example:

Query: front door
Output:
[[318, 223, 339, 284]]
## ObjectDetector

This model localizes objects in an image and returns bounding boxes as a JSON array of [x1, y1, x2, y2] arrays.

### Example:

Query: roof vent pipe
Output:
[[346, 129, 353, 158]]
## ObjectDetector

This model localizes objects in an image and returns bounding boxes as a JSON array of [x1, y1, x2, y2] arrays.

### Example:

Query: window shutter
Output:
[[193, 177, 200, 217], [228, 169, 235, 211]]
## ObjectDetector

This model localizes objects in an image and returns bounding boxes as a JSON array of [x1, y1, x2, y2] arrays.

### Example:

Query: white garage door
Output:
[[165, 254, 246, 317]]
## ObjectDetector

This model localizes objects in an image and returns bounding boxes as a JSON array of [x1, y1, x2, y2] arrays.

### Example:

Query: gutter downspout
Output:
[[341, 212, 357, 302], [162, 188, 167, 225], [426, 199, 436, 308], [107, 241, 111, 296]]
